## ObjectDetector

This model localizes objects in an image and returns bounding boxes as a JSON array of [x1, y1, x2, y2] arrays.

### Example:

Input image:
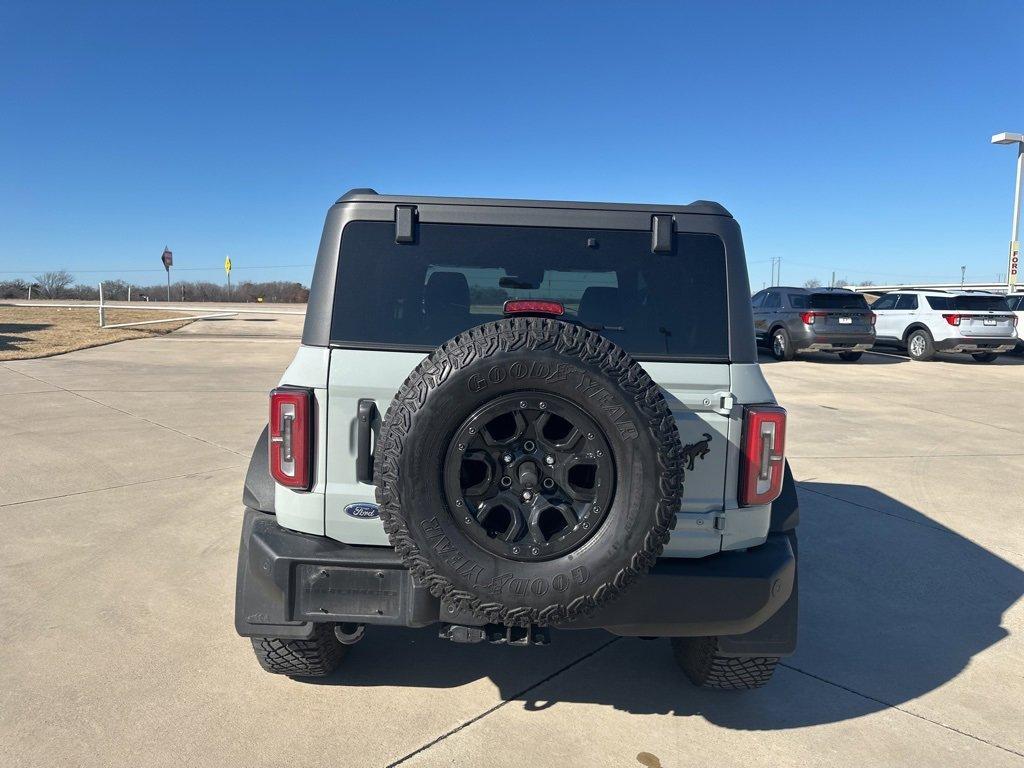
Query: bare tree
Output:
[[32, 270, 75, 299], [803, 278, 822, 289]]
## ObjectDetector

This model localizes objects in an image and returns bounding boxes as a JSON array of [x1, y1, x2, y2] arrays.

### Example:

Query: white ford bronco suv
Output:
[[235, 190, 798, 689]]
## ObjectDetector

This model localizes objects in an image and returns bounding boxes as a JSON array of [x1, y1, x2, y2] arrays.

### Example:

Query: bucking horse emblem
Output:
[[681, 432, 713, 471]]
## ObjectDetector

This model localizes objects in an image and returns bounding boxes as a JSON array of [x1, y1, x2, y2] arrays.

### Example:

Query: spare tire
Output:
[[374, 317, 683, 626]]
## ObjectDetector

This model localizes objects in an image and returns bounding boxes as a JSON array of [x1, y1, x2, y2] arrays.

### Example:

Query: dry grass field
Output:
[[0, 306, 194, 360]]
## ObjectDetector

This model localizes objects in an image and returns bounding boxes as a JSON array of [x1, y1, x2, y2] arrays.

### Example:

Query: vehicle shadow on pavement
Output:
[[306, 483, 1023, 731]]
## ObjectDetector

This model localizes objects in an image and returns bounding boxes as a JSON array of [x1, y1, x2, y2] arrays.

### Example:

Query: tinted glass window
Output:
[[895, 294, 918, 310], [808, 292, 868, 310], [751, 291, 766, 308], [951, 295, 1012, 311], [871, 294, 899, 310], [788, 294, 809, 309], [926, 296, 952, 310], [331, 221, 730, 359], [1014, 296, 1024, 311], [764, 292, 781, 309]]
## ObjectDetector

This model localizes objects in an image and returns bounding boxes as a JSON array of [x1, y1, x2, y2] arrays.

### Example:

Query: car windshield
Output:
[[330, 221, 731, 360], [808, 293, 868, 310]]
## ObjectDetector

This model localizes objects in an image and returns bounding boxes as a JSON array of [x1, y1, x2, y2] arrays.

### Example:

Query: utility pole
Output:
[[831, 270, 835, 288], [769, 257, 782, 286], [961, 265, 966, 288]]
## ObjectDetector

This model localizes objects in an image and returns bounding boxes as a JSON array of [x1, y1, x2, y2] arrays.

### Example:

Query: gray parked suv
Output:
[[235, 190, 799, 690], [752, 287, 875, 361]]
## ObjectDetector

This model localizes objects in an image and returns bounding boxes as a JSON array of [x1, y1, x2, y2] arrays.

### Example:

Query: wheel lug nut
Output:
[[457, 443, 465, 451], [455, 499, 463, 507], [544, 455, 555, 465], [539, 402, 547, 409], [587, 432, 595, 440], [522, 490, 533, 501], [503, 453, 513, 463], [520, 400, 528, 408]]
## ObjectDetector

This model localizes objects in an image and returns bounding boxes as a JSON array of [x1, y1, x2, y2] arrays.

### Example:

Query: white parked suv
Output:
[[1006, 293, 1024, 353], [870, 290, 1018, 362]]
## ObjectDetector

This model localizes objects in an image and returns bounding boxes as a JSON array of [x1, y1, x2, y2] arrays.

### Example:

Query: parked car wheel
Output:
[[672, 636, 779, 689], [770, 328, 795, 361], [837, 351, 863, 362], [971, 352, 999, 363], [905, 329, 936, 361]]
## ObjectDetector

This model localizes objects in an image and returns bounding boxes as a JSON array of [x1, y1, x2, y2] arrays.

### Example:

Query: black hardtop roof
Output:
[[765, 286, 857, 294], [335, 188, 732, 218]]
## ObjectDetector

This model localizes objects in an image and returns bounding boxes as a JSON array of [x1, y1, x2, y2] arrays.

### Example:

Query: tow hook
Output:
[[334, 623, 366, 645], [439, 623, 551, 646]]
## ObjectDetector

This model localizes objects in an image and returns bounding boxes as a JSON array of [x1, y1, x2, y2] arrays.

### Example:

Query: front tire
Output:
[[770, 328, 796, 361], [971, 352, 998, 363], [905, 329, 935, 361], [837, 351, 863, 362], [672, 636, 779, 690], [250, 625, 348, 677]]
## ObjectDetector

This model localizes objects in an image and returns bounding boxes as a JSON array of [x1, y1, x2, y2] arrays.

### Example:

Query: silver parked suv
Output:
[[871, 289, 1018, 362], [751, 286, 875, 362]]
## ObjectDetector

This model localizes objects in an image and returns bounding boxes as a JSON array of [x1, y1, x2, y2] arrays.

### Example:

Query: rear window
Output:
[[927, 295, 1010, 311], [808, 292, 869, 310], [330, 221, 729, 360]]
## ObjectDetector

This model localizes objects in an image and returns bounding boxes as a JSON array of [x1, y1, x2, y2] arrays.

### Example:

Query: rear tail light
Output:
[[943, 314, 961, 326], [800, 311, 826, 324], [503, 299, 564, 316], [739, 405, 787, 506], [269, 387, 313, 490], [868, 312, 877, 326]]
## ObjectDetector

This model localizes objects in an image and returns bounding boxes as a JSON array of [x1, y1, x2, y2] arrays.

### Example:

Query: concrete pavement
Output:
[[0, 315, 1021, 767]]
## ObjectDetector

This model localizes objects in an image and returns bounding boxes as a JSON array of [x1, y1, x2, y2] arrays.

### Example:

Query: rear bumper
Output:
[[791, 328, 874, 352], [933, 337, 1016, 353], [235, 508, 797, 654]]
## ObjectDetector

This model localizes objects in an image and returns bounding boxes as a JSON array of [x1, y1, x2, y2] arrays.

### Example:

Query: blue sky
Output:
[[2, 1, 1022, 290]]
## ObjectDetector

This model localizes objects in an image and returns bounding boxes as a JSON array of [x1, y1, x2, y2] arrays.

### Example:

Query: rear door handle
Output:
[[356, 399, 379, 484]]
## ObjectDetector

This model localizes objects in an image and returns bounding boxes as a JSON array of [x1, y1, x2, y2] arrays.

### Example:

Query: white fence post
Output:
[[98, 282, 105, 328]]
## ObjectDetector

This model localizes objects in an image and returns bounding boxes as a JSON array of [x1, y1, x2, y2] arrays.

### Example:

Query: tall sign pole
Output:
[[991, 133, 1023, 292], [225, 255, 232, 297], [161, 247, 174, 301]]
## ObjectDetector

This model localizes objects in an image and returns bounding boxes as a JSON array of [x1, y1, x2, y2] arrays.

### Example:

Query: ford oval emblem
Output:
[[344, 502, 380, 519]]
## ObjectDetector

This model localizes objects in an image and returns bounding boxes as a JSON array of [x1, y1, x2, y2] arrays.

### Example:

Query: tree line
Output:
[[0, 271, 309, 303]]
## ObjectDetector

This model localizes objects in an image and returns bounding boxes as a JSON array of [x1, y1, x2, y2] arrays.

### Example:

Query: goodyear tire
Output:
[[374, 317, 683, 627]]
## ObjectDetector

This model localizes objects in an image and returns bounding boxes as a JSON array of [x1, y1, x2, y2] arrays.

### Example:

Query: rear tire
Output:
[[250, 625, 348, 677], [837, 351, 863, 362], [770, 328, 795, 361], [672, 636, 779, 690], [905, 329, 935, 361], [971, 352, 998, 363]]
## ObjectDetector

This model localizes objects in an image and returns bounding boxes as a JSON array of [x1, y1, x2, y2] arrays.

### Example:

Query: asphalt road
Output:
[[1, 312, 1022, 767]]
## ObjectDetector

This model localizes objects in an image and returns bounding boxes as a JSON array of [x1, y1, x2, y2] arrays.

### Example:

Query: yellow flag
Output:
[[224, 256, 232, 275]]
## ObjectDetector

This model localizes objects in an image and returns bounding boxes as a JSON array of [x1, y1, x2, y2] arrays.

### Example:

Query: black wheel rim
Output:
[[442, 392, 616, 562]]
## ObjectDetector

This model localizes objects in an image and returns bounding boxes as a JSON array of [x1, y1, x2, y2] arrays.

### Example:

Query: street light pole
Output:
[[991, 133, 1024, 293]]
